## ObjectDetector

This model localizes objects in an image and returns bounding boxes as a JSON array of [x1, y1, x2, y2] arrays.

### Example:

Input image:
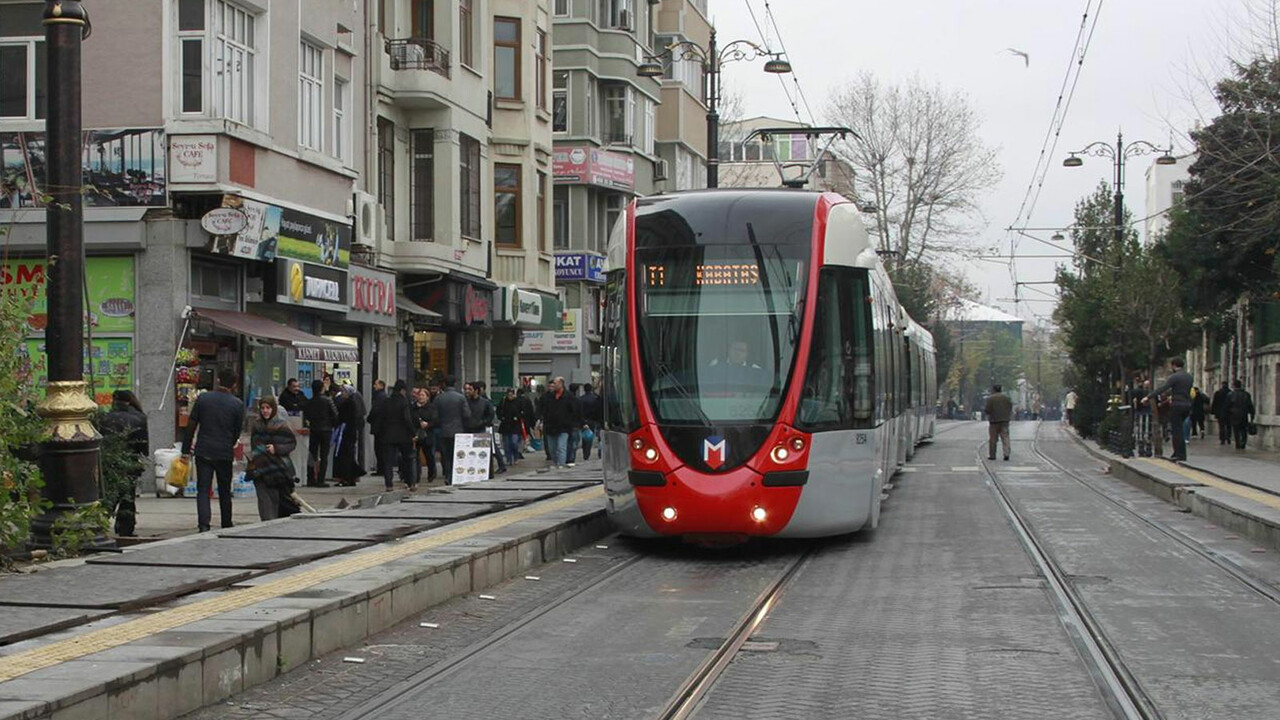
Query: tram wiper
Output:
[[654, 360, 711, 425]]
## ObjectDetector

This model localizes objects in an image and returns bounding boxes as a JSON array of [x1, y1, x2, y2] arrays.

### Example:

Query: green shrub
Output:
[[0, 290, 48, 566]]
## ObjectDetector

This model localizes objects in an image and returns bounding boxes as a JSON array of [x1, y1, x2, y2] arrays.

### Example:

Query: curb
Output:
[[0, 496, 609, 720]]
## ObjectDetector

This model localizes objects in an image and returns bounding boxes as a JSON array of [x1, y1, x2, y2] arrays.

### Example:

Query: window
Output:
[[378, 118, 395, 241], [552, 72, 569, 132], [598, 0, 632, 28], [298, 41, 324, 151], [212, 1, 258, 125], [494, 17, 520, 100], [536, 30, 548, 111], [553, 186, 570, 250], [459, 133, 481, 239], [602, 270, 639, 431], [0, 2, 46, 120], [459, 0, 474, 67], [642, 97, 655, 155], [1172, 179, 1185, 206], [797, 268, 874, 430], [657, 33, 703, 94], [603, 84, 631, 144], [412, 0, 434, 39], [494, 164, 522, 247], [333, 76, 350, 162], [605, 194, 625, 243], [538, 171, 548, 251], [190, 261, 239, 302], [411, 129, 434, 241], [584, 80, 595, 136], [554, 0, 570, 16]]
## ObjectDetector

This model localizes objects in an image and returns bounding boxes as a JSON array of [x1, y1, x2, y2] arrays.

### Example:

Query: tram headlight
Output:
[[661, 506, 678, 522], [770, 445, 790, 463], [631, 438, 645, 451], [751, 506, 768, 523], [790, 437, 805, 452], [643, 447, 659, 462]]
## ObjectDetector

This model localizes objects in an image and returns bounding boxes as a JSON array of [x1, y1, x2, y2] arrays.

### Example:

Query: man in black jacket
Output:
[[303, 380, 338, 486], [1228, 379, 1257, 450], [578, 383, 602, 461], [377, 380, 418, 490], [497, 388, 524, 466], [367, 379, 387, 474], [540, 377, 581, 469], [433, 377, 471, 483], [182, 369, 246, 532], [100, 390, 149, 536], [1147, 357, 1194, 462], [1210, 381, 1232, 445], [464, 382, 505, 475], [278, 378, 306, 415]]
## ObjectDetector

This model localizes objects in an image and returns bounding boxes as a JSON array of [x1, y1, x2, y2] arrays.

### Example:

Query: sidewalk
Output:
[[1174, 434, 1280, 498], [131, 444, 598, 541]]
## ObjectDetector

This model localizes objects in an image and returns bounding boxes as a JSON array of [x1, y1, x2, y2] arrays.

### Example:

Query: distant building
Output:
[[1144, 153, 1193, 243], [946, 299, 1025, 342], [717, 116, 856, 194]]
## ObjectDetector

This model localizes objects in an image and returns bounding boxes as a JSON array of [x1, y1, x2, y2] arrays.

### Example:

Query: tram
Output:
[[600, 189, 937, 540]]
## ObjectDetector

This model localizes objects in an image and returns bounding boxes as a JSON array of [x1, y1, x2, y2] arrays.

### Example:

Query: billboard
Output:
[[2, 257, 136, 335], [552, 145, 635, 191], [1, 129, 166, 208], [206, 195, 352, 268], [518, 309, 581, 354]]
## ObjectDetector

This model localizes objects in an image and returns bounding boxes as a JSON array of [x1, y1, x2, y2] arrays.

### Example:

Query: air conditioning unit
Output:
[[353, 191, 382, 248], [653, 158, 669, 181]]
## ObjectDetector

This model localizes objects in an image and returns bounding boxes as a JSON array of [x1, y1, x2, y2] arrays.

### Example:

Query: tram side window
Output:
[[797, 268, 873, 431], [602, 270, 639, 431]]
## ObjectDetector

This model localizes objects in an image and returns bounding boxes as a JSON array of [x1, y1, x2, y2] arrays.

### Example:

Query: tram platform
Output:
[[1072, 426, 1280, 552], [0, 461, 608, 720]]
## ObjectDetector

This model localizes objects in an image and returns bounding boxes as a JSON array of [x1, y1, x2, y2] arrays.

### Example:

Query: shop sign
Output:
[[464, 285, 491, 325], [552, 145, 635, 191], [294, 344, 360, 363], [200, 207, 248, 236], [345, 265, 397, 327], [512, 288, 542, 325], [519, 308, 581, 354], [276, 259, 348, 311], [554, 252, 606, 283], [3, 129, 167, 208], [206, 195, 352, 269], [2, 257, 136, 334], [169, 134, 217, 183]]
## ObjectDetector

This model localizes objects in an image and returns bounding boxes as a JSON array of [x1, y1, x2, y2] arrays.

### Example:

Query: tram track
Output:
[[978, 439, 1163, 720]]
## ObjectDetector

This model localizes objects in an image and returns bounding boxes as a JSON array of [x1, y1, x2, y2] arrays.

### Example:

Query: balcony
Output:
[[385, 37, 450, 78], [603, 131, 633, 147]]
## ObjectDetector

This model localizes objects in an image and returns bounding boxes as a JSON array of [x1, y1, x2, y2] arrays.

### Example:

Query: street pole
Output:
[[1113, 132, 1124, 249], [705, 29, 719, 189], [30, 1, 107, 550]]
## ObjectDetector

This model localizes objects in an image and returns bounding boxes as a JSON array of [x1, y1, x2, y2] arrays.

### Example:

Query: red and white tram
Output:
[[600, 189, 936, 540]]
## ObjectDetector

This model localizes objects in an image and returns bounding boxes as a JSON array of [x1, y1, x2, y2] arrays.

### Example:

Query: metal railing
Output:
[[385, 37, 450, 78]]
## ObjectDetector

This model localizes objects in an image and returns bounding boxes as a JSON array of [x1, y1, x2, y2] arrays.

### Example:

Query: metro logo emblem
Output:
[[703, 436, 726, 469]]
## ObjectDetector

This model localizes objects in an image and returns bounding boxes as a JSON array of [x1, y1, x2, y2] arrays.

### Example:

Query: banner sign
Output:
[[2, 256, 136, 334], [552, 145, 635, 191], [345, 264, 397, 327], [519, 308, 581, 354], [2, 128, 166, 208], [168, 134, 217, 183], [206, 195, 352, 268], [554, 252, 606, 283], [20, 337, 133, 407], [451, 433, 492, 484], [276, 259, 348, 312]]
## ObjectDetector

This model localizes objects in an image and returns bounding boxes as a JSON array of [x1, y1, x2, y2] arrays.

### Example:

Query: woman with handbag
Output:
[[248, 395, 298, 520]]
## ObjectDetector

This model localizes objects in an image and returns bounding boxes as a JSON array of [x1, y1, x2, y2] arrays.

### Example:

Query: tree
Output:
[[825, 71, 1002, 264]]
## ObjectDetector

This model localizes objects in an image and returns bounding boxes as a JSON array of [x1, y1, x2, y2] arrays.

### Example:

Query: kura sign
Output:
[[344, 265, 398, 327]]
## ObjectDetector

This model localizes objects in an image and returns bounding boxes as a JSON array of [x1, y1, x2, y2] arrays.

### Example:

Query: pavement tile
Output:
[[0, 565, 250, 611], [86, 538, 370, 570]]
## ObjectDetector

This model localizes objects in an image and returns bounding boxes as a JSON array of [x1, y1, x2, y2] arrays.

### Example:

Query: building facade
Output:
[[1143, 153, 1192, 243], [718, 116, 857, 193], [652, 0, 710, 192]]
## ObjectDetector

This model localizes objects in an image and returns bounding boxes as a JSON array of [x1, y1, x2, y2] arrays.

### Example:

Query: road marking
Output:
[[0, 486, 604, 683], [1005, 466, 1043, 472], [1131, 459, 1280, 512], [951, 466, 980, 472], [898, 467, 918, 473]]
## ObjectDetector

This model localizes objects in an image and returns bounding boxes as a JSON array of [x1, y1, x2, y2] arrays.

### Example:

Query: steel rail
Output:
[[978, 441, 1162, 720], [655, 548, 814, 720]]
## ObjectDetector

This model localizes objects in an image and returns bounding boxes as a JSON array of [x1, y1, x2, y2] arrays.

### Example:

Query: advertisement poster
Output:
[[451, 433, 492, 485], [206, 195, 351, 268], [518, 309, 582, 354], [2, 129, 166, 208], [552, 145, 635, 191], [20, 338, 134, 407], [2, 257, 137, 335]]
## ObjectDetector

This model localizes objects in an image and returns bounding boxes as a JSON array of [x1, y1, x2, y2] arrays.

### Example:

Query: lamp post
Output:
[[637, 29, 792, 188], [1063, 131, 1177, 248], [29, 1, 106, 550]]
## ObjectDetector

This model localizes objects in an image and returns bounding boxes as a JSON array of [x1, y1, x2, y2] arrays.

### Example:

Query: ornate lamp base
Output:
[[29, 380, 112, 551]]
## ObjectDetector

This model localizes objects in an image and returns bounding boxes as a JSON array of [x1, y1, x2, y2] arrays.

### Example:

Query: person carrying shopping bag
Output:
[[247, 395, 297, 521]]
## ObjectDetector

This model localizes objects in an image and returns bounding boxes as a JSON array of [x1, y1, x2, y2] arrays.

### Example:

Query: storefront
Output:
[[550, 251, 606, 385], [4, 256, 138, 407], [340, 263, 400, 395], [493, 285, 562, 390], [404, 272, 496, 386]]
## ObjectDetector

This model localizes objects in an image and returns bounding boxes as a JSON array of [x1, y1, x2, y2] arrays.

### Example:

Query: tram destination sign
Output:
[[645, 263, 761, 287]]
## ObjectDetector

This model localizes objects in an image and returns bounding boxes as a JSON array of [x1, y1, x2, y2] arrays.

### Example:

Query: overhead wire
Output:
[[743, 0, 808, 125]]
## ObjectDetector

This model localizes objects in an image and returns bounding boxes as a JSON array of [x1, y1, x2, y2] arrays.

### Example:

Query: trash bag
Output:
[[165, 456, 191, 491], [580, 427, 595, 445]]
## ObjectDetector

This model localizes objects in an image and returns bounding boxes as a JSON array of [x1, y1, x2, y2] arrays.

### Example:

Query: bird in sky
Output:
[[1002, 48, 1030, 67]]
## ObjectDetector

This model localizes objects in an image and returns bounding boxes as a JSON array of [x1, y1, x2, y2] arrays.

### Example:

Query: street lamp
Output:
[[638, 29, 792, 188], [1062, 131, 1177, 248]]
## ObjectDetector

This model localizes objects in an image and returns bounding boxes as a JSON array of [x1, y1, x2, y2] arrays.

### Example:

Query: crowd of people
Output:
[[1124, 358, 1258, 462]]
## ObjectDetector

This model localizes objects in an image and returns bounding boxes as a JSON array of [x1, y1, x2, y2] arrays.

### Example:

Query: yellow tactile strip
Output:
[[1129, 458, 1280, 512], [0, 486, 604, 683]]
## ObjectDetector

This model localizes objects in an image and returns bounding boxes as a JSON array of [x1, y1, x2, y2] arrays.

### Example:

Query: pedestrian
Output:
[[539, 387, 554, 463], [1064, 388, 1078, 426], [579, 383, 602, 461], [181, 369, 246, 532], [1227, 379, 1256, 450], [378, 380, 417, 490], [332, 385, 366, 487], [1146, 357, 1193, 462], [1210, 381, 1232, 445], [517, 387, 536, 458], [565, 384, 583, 466], [247, 395, 297, 521], [411, 387, 437, 484], [302, 379, 338, 487], [463, 382, 505, 475], [367, 379, 388, 475], [984, 383, 1012, 461], [278, 378, 306, 415], [100, 389, 148, 536], [540, 376, 579, 469], [432, 376, 471, 483], [498, 388, 524, 466], [1190, 385, 1208, 439]]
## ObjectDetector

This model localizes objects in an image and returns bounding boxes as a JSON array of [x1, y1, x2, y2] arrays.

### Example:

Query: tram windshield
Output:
[[636, 243, 808, 424]]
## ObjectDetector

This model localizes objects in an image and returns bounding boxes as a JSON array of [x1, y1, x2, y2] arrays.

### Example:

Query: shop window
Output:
[[190, 261, 238, 302]]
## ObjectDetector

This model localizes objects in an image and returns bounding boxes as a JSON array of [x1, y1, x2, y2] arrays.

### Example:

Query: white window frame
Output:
[[212, 1, 258, 126], [642, 97, 654, 155], [584, 79, 595, 137], [333, 75, 350, 163], [298, 40, 324, 151], [0, 37, 44, 121], [552, 71, 569, 133], [553, 0, 569, 17]]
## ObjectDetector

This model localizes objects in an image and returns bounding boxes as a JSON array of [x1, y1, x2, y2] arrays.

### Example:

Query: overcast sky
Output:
[[711, 0, 1258, 326]]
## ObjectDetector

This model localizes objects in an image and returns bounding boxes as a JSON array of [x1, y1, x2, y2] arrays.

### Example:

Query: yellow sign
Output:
[[288, 262, 304, 303]]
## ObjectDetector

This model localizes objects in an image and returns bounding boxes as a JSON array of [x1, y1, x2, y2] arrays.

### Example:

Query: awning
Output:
[[396, 293, 444, 321], [190, 307, 360, 363]]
